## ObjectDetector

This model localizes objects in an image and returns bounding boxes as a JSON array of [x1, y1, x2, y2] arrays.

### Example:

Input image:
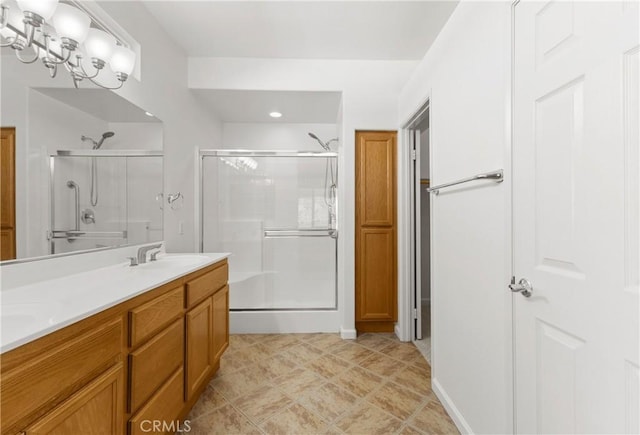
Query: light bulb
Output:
[[110, 45, 135, 76], [52, 4, 90, 46], [83, 28, 115, 64], [16, 0, 58, 20]]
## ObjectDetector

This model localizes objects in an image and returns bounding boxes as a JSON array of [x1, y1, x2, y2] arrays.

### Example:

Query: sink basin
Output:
[[1, 302, 62, 327], [137, 254, 211, 269]]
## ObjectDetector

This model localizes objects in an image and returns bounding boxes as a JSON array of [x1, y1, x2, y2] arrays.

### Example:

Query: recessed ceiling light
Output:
[[269, 111, 283, 118], [145, 111, 155, 117]]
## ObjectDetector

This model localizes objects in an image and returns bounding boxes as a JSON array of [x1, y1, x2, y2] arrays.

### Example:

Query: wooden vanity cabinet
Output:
[[24, 363, 124, 435], [0, 259, 228, 435]]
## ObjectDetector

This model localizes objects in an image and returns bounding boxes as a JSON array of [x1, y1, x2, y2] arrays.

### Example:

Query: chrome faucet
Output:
[[136, 243, 163, 264]]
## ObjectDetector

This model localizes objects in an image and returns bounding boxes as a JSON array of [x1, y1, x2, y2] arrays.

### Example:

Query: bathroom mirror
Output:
[[0, 73, 164, 262]]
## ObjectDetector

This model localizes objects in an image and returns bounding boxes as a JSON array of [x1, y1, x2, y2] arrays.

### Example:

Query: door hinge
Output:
[[413, 308, 418, 319], [411, 150, 417, 161]]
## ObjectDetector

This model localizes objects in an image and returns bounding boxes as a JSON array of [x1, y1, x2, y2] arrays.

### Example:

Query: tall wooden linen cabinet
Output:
[[355, 131, 397, 333]]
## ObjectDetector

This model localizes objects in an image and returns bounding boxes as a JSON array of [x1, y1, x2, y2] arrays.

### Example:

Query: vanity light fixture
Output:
[[269, 111, 283, 118], [0, 0, 136, 90]]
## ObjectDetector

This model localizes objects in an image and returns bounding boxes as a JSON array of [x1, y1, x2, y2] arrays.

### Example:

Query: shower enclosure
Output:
[[200, 149, 338, 311], [49, 149, 163, 254]]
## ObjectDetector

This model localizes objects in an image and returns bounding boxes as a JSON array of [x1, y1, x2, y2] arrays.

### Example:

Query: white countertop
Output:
[[0, 253, 229, 354]]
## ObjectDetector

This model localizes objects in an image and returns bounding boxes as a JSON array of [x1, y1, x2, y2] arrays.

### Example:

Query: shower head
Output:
[[308, 132, 337, 151], [67, 180, 78, 188], [81, 135, 98, 147], [95, 131, 115, 149]]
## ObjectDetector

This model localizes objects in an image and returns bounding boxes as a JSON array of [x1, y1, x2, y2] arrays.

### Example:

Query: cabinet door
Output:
[[212, 285, 229, 363], [355, 131, 397, 330], [24, 364, 123, 435], [185, 297, 213, 401], [357, 228, 396, 321]]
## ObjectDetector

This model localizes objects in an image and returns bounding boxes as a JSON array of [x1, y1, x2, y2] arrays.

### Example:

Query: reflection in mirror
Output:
[[49, 151, 163, 255], [0, 75, 164, 262]]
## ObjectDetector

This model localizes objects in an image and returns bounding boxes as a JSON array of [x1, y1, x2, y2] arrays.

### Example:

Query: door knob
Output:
[[509, 278, 533, 297]]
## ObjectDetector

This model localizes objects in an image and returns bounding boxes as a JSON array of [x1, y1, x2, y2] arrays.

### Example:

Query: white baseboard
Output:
[[340, 327, 357, 340], [432, 377, 473, 435], [230, 310, 339, 334], [395, 323, 411, 342]]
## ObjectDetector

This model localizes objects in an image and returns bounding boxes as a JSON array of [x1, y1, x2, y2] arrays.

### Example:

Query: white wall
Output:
[[222, 123, 337, 151], [398, 2, 512, 434], [190, 58, 416, 337]]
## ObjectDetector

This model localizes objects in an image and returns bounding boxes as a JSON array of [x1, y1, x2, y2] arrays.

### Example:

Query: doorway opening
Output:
[[405, 103, 431, 361]]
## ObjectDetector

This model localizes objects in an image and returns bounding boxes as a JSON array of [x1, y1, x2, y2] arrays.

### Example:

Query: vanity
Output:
[[0, 251, 229, 435]]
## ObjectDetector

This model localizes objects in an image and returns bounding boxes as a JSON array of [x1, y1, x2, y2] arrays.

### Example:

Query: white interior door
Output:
[[513, 1, 639, 433]]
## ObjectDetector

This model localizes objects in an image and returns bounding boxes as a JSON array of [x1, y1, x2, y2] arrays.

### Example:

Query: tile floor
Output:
[[186, 333, 459, 435]]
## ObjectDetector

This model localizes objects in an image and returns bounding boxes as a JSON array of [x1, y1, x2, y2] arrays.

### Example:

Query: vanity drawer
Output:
[[129, 318, 184, 413], [185, 262, 228, 308], [0, 317, 122, 434], [129, 367, 184, 435], [129, 286, 183, 348]]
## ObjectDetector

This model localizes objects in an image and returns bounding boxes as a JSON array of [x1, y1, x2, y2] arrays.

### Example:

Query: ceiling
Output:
[[143, 1, 459, 60], [192, 89, 341, 123], [33, 88, 161, 123]]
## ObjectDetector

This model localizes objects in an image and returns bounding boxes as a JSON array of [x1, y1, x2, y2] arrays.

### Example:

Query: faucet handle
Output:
[[127, 256, 139, 266], [150, 250, 161, 262]]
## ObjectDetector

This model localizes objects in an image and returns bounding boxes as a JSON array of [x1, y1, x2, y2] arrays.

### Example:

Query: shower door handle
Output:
[[263, 228, 335, 238]]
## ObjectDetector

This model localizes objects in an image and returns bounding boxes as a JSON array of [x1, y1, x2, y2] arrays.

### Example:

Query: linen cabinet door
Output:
[[185, 297, 213, 401], [355, 131, 397, 333]]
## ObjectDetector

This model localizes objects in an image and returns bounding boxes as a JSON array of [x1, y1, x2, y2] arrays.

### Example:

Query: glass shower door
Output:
[[201, 150, 337, 310]]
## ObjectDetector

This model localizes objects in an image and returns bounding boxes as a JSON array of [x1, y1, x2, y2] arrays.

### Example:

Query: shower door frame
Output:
[[198, 149, 339, 312]]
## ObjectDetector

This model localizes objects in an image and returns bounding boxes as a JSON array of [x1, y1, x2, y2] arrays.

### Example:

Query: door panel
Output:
[[356, 132, 396, 227], [357, 228, 396, 321], [513, 1, 639, 433], [185, 298, 213, 401]]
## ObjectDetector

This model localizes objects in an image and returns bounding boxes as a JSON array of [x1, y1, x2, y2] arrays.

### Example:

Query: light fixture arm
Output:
[[15, 45, 40, 64]]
